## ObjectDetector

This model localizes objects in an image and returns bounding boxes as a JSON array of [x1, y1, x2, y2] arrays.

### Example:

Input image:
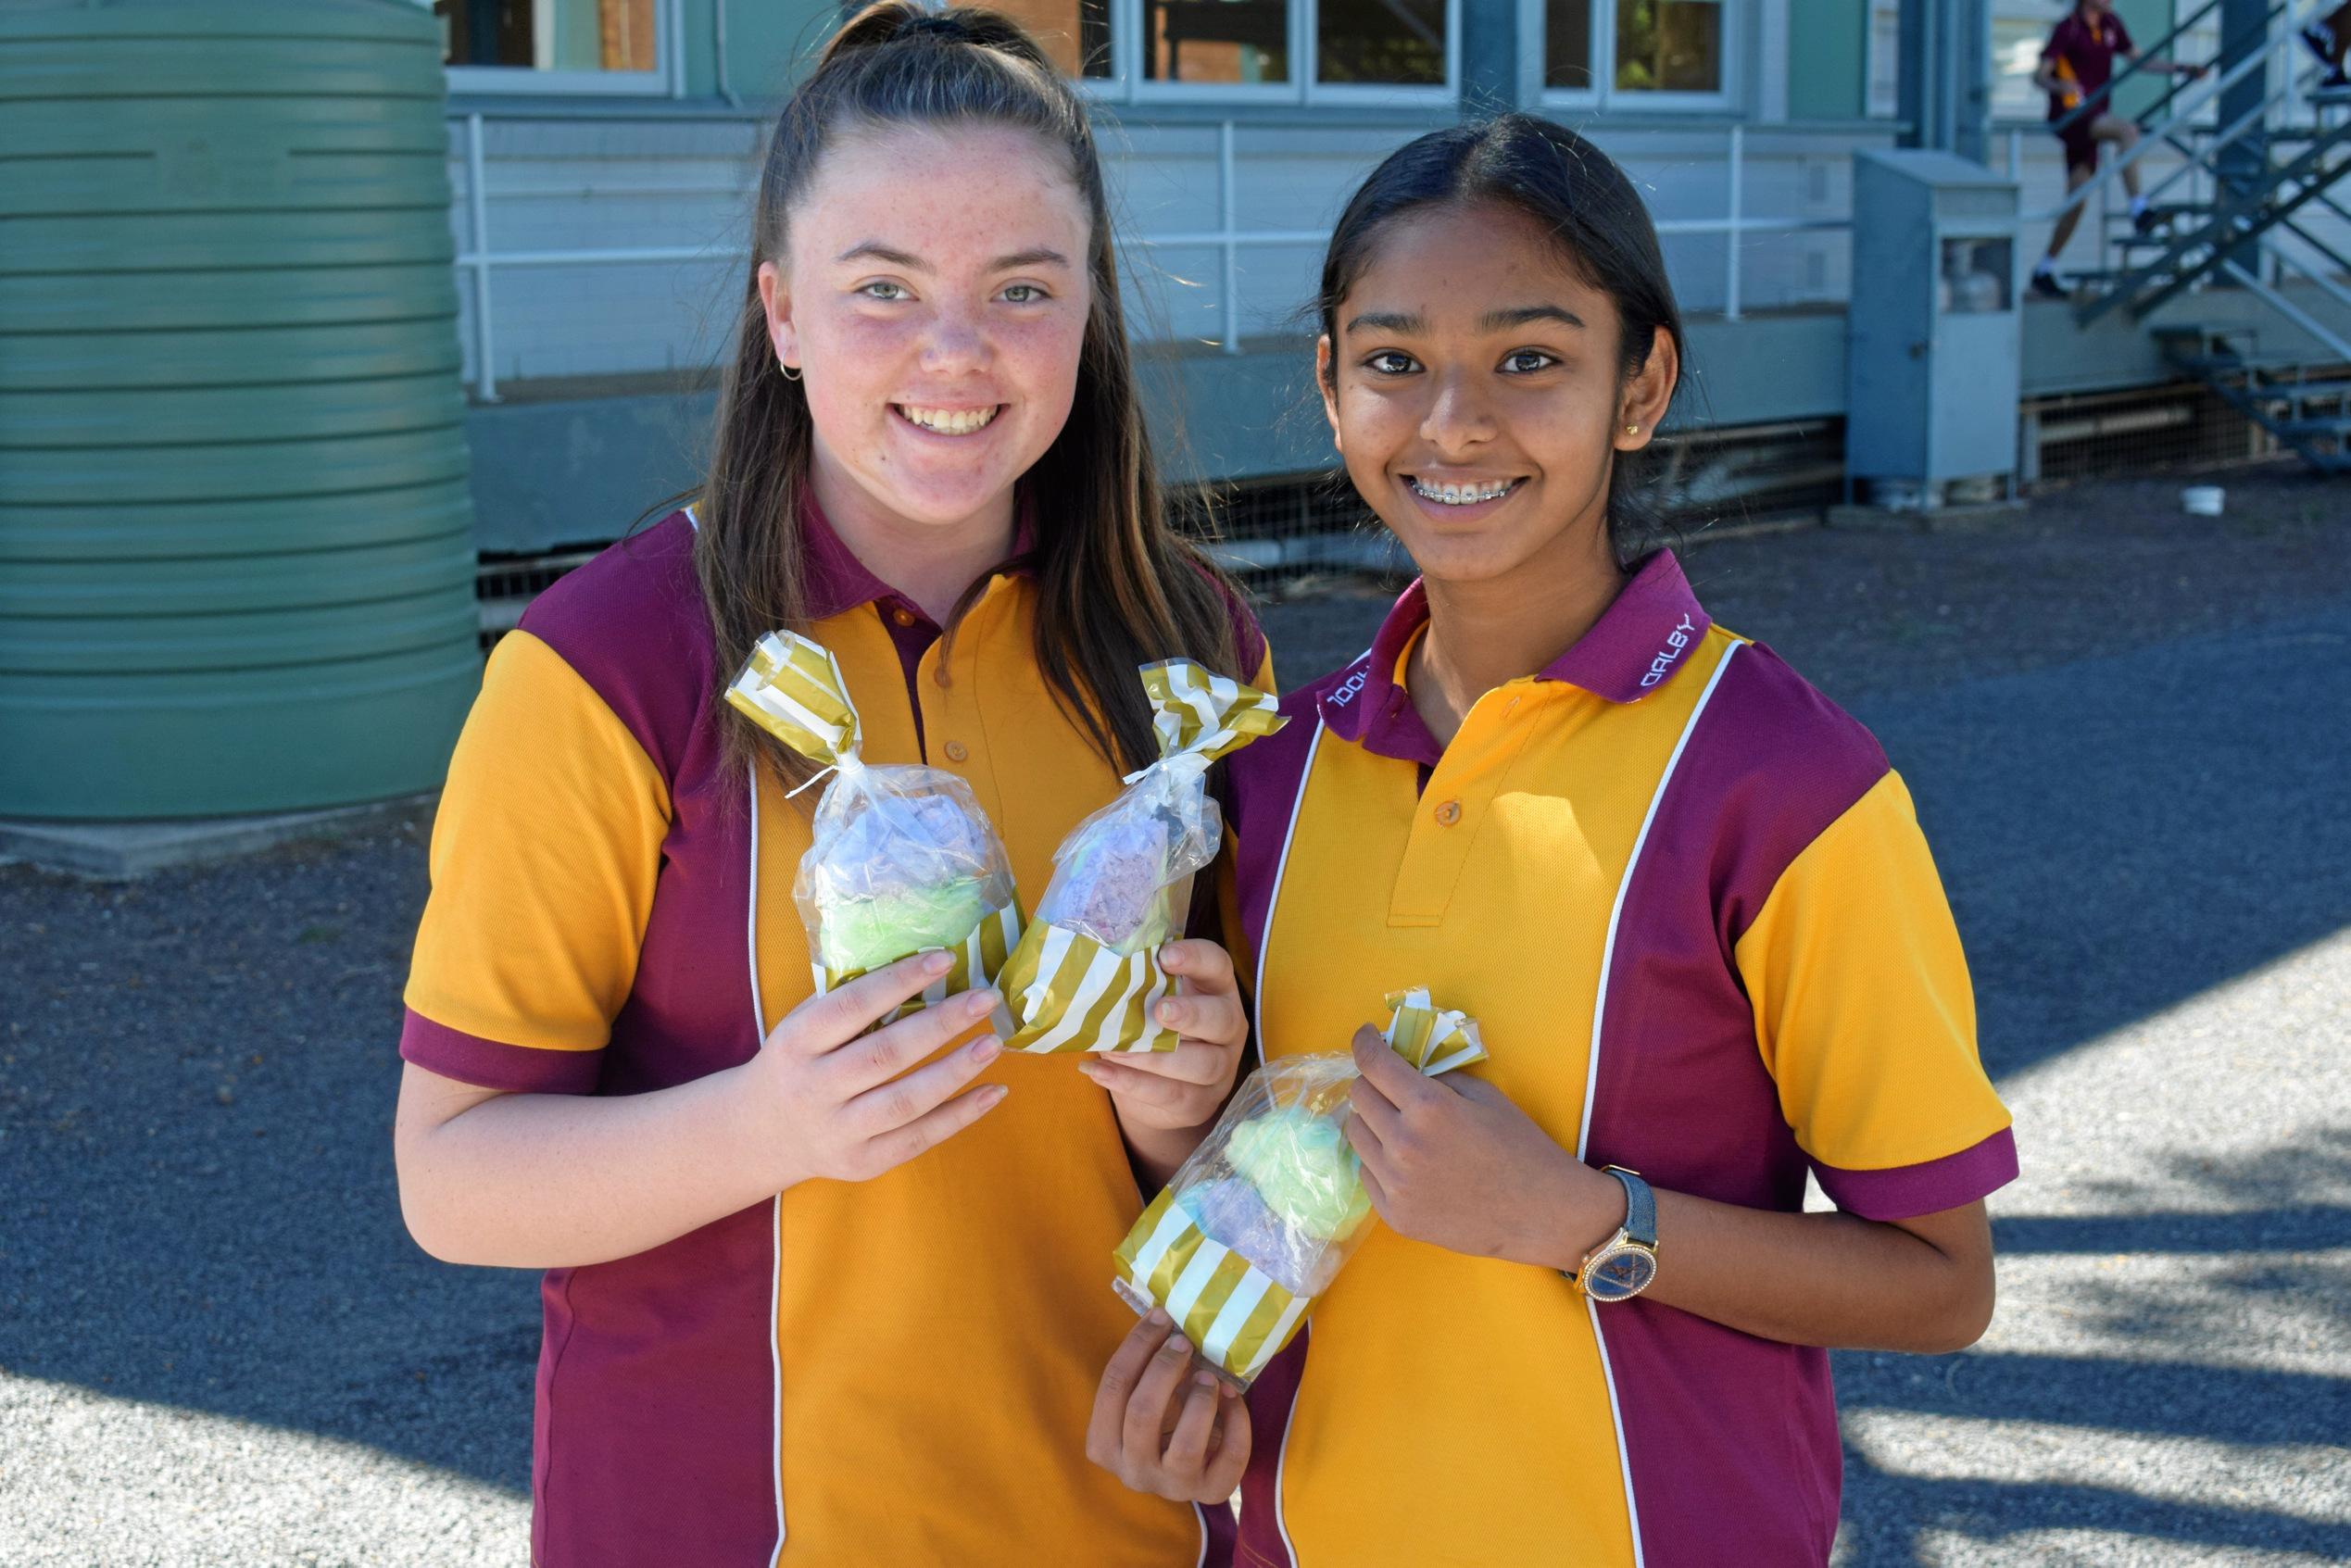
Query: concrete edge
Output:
[[0, 795, 439, 882]]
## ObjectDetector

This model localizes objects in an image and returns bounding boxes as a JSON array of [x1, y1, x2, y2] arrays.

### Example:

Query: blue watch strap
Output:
[[1603, 1166, 1656, 1248]]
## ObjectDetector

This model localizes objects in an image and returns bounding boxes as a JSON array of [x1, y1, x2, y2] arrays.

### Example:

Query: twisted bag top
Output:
[[1131, 658, 1286, 780], [726, 630, 864, 771]]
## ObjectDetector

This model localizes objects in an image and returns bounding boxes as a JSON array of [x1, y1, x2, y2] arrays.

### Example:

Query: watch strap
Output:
[[1603, 1166, 1656, 1248]]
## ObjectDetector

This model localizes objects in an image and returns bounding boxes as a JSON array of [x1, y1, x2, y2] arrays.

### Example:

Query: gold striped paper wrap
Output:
[[1113, 1186, 1311, 1386], [723, 630, 860, 764], [1001, 659, 1284, 1054], [1000, 917, 1179, 1053], [1136, 659, 1286, 768], [1382, 986, 1488, 1075]]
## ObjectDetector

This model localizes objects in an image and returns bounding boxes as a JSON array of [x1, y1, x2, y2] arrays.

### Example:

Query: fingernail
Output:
[[972, 1037, 1001, 1063], [964, 987, 999, 1015], [984, 1084, 1010, 1104], [1157, 1002, 1180, 1025], [1167, 1335, 1190, 1355], [1194, 1372, 1218, 1388], [1147, 1309, 1169, 1325], [924, 949, 953, 975]]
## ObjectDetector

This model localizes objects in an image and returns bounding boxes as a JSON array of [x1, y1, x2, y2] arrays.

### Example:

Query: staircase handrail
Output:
[[2219, 256, 2351, 362], [2129, 0, 2292, 132]]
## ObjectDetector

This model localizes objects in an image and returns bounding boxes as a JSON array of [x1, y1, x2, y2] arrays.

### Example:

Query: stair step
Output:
[[2172, 351, 2351, 374], [2267, 416, 2351, 438]]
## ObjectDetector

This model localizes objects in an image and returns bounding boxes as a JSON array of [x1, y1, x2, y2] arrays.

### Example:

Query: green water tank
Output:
[[0, 0, 481, 821]]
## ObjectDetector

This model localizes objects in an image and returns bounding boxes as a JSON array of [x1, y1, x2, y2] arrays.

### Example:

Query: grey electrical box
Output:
[[1845, 149, 2022, 508]]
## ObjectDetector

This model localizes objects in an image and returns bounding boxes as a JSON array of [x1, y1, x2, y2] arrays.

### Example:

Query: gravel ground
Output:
[[3, 467, 2346, 1566]]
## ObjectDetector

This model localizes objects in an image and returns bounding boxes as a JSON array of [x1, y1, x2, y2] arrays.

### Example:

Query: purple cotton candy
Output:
[[1181, 1178, 1314, 1294]]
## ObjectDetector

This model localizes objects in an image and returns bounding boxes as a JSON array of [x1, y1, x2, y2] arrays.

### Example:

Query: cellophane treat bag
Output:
[[726, 630, 1021, 1025], [1110, 988, 1487, 1386], [998, 659, 1282, 1053]]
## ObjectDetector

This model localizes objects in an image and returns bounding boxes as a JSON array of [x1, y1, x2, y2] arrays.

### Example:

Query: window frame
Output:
[[442, 0, 680, 98], [1080, 0, 1461, 107], [1527, 0, 1740, 114]]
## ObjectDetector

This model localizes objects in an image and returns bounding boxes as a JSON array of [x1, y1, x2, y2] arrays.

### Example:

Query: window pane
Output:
[[1318, 0, 1445, 86], [1545, 0, 1594, 89], [999, 0, 1117, 78], [439, 0, 658, 72], [1145, 0, 1288, 83], [1614, 0, 1718, 93]]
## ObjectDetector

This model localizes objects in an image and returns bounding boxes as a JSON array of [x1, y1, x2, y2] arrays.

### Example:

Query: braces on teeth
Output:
[[1412, 478, 1516, 505]]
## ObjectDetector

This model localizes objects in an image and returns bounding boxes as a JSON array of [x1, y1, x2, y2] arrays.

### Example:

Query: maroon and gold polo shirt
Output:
[[401, 506, 1264, 1567], [1223, 551, 2015, 1567]]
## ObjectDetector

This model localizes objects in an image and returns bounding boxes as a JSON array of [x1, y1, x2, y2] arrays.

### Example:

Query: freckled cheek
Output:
[[999, 315, 1086, 383]]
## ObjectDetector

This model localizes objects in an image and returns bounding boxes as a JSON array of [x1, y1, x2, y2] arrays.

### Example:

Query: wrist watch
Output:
[[1567, 1166, 1659, 1302]]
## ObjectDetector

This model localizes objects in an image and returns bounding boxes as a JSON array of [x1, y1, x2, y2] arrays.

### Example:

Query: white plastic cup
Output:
[[2182, 485, 2225, 517]]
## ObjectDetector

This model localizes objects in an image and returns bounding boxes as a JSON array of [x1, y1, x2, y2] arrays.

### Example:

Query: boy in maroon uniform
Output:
[[2030, 0, 2202, 299]]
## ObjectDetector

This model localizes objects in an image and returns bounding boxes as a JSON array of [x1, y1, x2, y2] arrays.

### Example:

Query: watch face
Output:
[[1587, 1245, 1656, 1302]]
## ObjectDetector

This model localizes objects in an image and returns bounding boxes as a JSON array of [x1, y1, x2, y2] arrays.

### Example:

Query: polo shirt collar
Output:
[[1326, 549, 1712, 761], [798, 493, 1037, 624]]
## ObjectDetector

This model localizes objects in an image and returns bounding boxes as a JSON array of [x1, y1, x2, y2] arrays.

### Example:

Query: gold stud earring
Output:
[[1624, 421, 1640, 435]]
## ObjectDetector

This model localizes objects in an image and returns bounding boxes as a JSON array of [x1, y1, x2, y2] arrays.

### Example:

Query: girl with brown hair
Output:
[[393, 6, 1267, 1562]]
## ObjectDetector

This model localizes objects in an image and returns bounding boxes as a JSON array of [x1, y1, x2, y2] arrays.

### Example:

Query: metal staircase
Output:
[[2156, 322, 2351, 468], [2042, 0, 2351, 469]]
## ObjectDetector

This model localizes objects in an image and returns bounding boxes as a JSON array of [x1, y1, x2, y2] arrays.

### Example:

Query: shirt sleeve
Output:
[[399, 629, 671, 1094], [1733, 770, 2017, 1221]]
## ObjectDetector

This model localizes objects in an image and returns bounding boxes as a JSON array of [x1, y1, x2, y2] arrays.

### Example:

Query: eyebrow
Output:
[[1342, 304, 1587, 335], [1343, 309, 1424, 336], [1480, 304, 1587, 332], [836, 241, 1074, 271]]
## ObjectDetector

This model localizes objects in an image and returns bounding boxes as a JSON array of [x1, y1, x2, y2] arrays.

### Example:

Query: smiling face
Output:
[[1319, 200, 1674, 589], [758, 121, 1094, 541]]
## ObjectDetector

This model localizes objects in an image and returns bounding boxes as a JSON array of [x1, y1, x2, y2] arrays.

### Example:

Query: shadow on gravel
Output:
[[1850, 612, 2351, 1083], [1842, 1350, 2351, 1447], [1992, 1206, 2351, 1254], [1833, 1125, 2351, 1563], [1834, 1449, 2351, 1564]]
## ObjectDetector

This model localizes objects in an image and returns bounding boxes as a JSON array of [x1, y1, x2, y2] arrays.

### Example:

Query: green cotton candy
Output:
[[1226, 1106, 1370, 1240], [818, 875, 992, 974]]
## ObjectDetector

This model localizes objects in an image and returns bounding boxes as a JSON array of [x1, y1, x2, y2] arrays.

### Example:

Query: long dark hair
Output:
[[1313, 114, 1685, 564], [697, 0, 1243, 786]]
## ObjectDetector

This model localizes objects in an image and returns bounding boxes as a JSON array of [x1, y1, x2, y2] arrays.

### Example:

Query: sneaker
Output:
[[2302, 22, 2335, 67], [2318, 69, 2351, 96], [2029, 269, 2069, 301], [2132, 206, 2165, 236]]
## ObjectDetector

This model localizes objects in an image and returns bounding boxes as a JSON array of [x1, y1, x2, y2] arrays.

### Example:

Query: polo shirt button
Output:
[[1435, 799, 1462, 825], [945, 741, 970, 763], [890, 606, 916, 628]]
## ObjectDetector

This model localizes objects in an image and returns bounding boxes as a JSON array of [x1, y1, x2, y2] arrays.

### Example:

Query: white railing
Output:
[[451, 113, 1854, 398]]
